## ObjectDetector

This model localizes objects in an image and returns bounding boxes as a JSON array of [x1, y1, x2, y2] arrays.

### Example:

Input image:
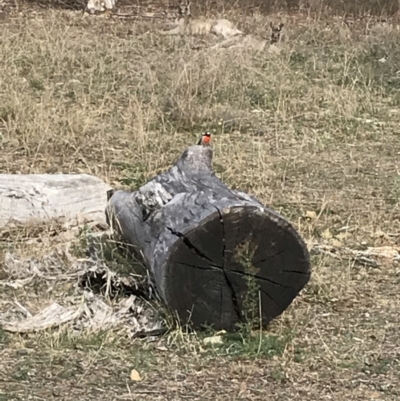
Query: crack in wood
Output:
[[254, 249, 288, 266], [166, 226, 213, 262], [229, 269, 294, 289], [215, 206, 226, 267], [215, 206, 242, 322], [222, 269, 242, 322], [219, 284, 223, 324], [281, 270, 311, 275], [260, 288, 282, 309], [173, 260, 223, 272]]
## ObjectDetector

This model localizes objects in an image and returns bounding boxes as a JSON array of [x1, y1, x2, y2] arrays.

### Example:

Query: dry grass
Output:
[[0, 5, 400, 400]]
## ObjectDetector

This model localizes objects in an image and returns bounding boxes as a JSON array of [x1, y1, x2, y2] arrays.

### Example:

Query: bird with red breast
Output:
[[197, 131, 211, 146]]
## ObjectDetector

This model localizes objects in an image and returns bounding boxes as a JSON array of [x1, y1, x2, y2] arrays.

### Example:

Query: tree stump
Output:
[[107, 145, 310, 331]]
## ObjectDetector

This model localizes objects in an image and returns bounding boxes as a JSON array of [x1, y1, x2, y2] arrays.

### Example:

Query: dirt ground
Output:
[[0, 2, 399, 400]]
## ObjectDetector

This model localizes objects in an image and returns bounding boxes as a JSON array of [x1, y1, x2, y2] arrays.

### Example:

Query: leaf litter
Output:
[[0, 241, 164, 337]]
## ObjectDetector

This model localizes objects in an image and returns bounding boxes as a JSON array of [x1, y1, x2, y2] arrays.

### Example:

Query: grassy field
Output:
[[0, 4, 400, 400]]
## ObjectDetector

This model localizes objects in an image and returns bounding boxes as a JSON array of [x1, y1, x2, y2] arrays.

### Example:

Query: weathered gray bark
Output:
[[107, 145, 310, 331], [0, 174, 112, 228]]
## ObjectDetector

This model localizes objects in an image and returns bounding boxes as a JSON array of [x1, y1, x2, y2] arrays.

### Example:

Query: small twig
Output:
[[14, 300, 33, 318]]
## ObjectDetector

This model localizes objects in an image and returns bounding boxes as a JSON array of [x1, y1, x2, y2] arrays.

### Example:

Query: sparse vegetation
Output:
[[233, 239, 261, 325], [0, 2, 400, 400]]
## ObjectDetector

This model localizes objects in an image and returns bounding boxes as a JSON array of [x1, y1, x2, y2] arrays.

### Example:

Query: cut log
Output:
[[0, 174, 112, 228], [107, 146, 310, 331], [160, 18, 244, 39]]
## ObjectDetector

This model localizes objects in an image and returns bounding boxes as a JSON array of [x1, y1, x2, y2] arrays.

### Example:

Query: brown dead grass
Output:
[[0, 5, 400, 401]]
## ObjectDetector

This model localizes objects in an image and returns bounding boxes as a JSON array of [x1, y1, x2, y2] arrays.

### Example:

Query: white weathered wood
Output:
[[0, 174, 112, 228], [0, 302, 84, 333], [161, 18, 243, 39], [86, 0, 116, 14]]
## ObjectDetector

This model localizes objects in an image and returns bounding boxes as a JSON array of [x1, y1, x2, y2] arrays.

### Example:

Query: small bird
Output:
[[197, 131, 211, 146]]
